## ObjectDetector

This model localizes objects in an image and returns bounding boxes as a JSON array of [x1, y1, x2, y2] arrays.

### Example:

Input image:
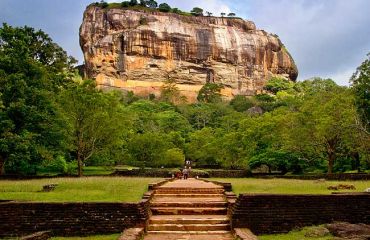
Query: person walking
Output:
[[182, 167, 189, 180]]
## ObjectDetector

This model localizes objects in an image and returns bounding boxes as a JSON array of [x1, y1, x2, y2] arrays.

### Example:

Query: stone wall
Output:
[[0, 201, 148, 237], [232, 193, 370, 234]]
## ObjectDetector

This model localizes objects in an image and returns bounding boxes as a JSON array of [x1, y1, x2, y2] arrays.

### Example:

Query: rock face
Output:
[[80, 5, 298, 102]]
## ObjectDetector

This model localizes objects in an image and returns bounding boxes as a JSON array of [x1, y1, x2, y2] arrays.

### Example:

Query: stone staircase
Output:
[[144, 178, 234, 240]]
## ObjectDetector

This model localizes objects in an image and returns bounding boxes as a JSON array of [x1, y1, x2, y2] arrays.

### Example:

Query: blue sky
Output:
[[1, 0, 369, 85]]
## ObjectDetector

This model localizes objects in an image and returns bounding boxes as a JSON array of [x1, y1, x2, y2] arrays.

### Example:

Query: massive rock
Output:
[[80, 5, 298, 102]]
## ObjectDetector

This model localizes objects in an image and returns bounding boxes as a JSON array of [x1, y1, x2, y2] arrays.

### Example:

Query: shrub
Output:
[[158, 3, 171, 12]]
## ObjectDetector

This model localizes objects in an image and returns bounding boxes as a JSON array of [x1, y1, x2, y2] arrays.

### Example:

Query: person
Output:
[[182, 167, 189, 180]]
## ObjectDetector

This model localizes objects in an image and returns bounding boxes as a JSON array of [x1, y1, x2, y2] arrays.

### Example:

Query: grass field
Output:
[[0, 177, 160, 202], [211, 178, 370, 195], [51, 234, 120, 240], [259, 226, 333, 240], [1, 177, 369, 202]]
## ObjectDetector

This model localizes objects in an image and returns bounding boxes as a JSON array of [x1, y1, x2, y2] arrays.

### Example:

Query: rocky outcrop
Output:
[[80, 5, 298, 102]]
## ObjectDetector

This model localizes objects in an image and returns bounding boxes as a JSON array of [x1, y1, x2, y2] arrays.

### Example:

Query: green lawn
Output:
[[211, 178, 370, 195], [51, 234, 120, 240], [0, 177, 160, 202], [259, 226, 333, 240]]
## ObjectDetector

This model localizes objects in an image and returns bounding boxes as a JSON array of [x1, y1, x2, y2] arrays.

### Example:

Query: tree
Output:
[[59, 81, 125, 176], [160, 79, 181, 104], [197, 83, 224, 103], [171, 8, 182, 14], [158, 3, 171, 12], [221, 12, 226, 17], [121, 1, 130, 7], [191, 7, 204, 16], [185, 128, 218, 167], [230, 95, 255, 112], [99, 0, 109, 8], [282, 83, 360, 174], [129, 0, 138, 6], [264, 77, 294, 94], [228, 13, 236, 17], [206, 11, 213, 17], [161, 148, 185, 167], [350, 53, 370, 133], [0, 24, 75, 175]]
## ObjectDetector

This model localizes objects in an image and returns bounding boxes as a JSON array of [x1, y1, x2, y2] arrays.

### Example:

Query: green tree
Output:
[[158, 3, 171, 12], [129, 0, 138, 6], [185, 127, 218, 167], [206, 11, 213, 17], [191, 7, 204, 16], [160, 78, 186, 104], [59, 81, 125, 176], [197, 83, 224, 103], [283, 84, 360, 174], [228, 13, 236, 17], [221, 12, 226, 17], [127, 132, 172, 167], [161, 148, 185, 167], [0, 24, 75, 175], [351, 53, 370, 132], [264, 77, 294, 94], [121, 1, 130, 7], [230, 95, 255, 112]]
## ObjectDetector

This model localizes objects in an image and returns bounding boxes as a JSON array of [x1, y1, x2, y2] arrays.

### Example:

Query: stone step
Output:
[[151, 201, 227, 208], [151, 207, 227, 215], [155, 188, 224, 194], [152, 196, 226, 202], [149, 215, 229, 225], [147, 223, 230, 232], [154, 193, 225, 198], [143, 233, 235, 240], [146, 230, 232, 235]]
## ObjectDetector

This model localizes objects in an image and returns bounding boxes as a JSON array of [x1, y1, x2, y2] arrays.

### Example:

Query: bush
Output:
[[161, 148, 185, 167], [230, 95, 255, 112], [121, 1, 130, 7], [158, 3, 171, 12]]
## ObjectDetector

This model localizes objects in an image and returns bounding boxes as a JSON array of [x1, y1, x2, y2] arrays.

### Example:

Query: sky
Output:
[[0, 0, 369, 85]]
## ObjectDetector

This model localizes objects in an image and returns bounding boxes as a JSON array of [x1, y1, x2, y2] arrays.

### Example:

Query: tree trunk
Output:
[[328, 151, 335, 174], [77, 153, 83, 177], [0, 156, 5, 175]]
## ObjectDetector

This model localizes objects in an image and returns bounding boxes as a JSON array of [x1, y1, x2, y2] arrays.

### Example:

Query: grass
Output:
[[51, 234, 120, 240], [0, 177, 160, 202], [211, 178, 370, 195], [259, 226, 333, 240]]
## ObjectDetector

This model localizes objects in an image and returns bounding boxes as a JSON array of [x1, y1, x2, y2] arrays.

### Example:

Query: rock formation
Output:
[[80, 5, 298, 102]]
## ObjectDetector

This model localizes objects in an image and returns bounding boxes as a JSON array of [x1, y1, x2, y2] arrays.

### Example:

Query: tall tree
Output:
[[197, 83, 224, 103], [0, 23, 75, 175], [351, 53, 370, 133], [191, 7, 204, 16], [59, 81, 125, 176]]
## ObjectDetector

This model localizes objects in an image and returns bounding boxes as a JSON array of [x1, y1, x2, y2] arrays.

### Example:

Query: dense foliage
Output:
[[93, 1, 236, 17], [0, 24, 369, 176]]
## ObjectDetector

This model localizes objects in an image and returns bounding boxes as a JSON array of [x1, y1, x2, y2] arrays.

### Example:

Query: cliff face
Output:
[[80, 5, 298, 101]]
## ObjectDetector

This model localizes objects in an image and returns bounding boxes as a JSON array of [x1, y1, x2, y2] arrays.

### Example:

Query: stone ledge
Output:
[[119, 227, 144, 240], [234, 228, 258, 240], [20, 231, 51, 240]]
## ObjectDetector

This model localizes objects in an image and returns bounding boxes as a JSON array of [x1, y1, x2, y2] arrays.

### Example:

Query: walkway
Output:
[[144, 178, 234, 240]]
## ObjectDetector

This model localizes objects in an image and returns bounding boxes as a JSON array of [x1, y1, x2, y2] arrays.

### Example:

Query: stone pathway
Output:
[[144, 178, 234, 240]]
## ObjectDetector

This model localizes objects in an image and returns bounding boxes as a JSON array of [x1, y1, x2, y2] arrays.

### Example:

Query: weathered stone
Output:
[[80, 5, 298, 102], [326, 222, 370, 239], [304, 226, 330, 237]]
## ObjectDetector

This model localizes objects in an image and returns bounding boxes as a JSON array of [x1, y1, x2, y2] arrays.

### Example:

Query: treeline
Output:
[[93, 0, 237, 17], [0, 24, 369, 176]]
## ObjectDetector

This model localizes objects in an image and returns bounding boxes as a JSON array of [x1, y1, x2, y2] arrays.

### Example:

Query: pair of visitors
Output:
[[182, 167, 189, 180]]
